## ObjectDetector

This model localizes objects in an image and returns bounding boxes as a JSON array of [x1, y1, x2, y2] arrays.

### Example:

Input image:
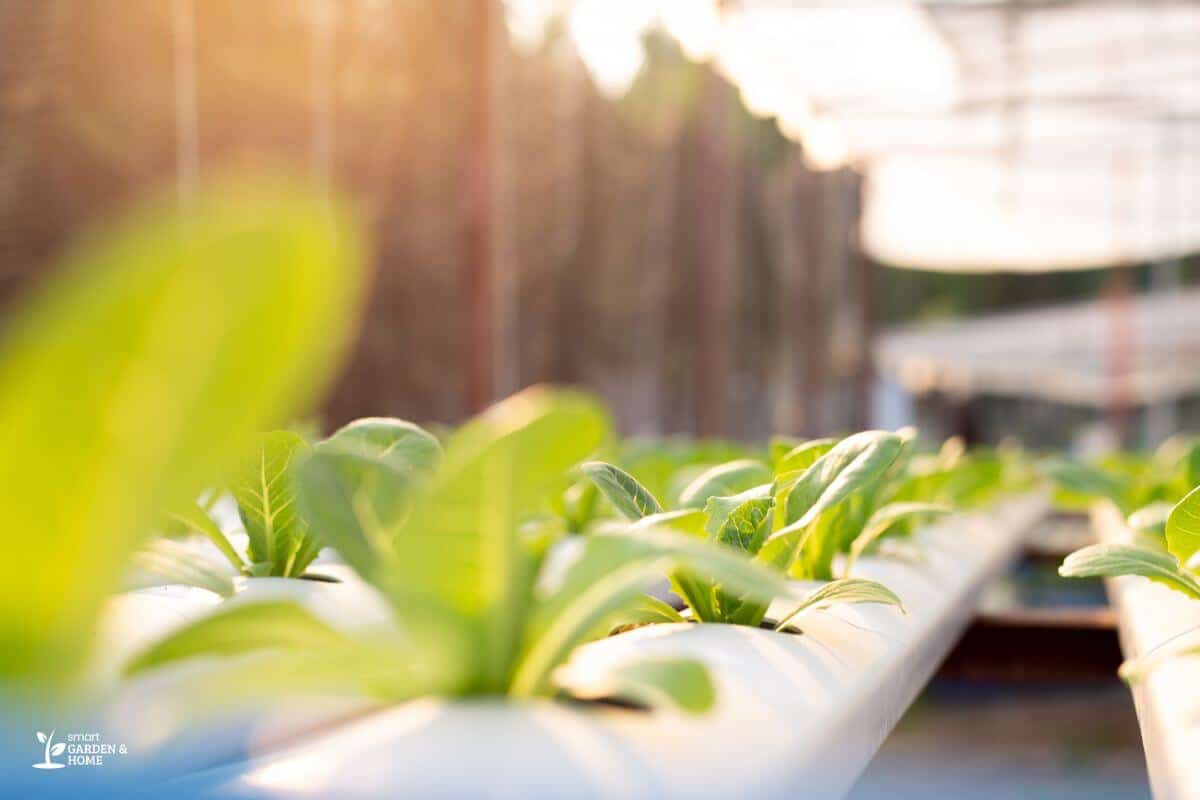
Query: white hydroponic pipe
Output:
[[158, 493, 1045, 800], [1095, 503, 1200, 800]]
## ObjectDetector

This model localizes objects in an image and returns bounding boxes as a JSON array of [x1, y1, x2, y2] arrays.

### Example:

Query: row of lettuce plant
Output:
[[0, 178, 1033, 775], [1046, 441, 1200, 677], [0, 179, 370, 707], [115, 396, 1032, 728]]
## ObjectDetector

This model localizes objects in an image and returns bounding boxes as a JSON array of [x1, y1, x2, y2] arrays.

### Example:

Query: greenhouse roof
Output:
[[524, 0, 1200, 271], [874, 288, 1200, 406], [720, 1, 1200, 272]]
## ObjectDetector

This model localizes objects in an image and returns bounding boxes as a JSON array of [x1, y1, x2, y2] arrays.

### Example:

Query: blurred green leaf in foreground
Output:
[[0, 178, 366, 689]]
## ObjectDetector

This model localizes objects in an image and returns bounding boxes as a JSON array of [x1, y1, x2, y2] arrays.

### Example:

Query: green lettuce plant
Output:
[[577, 429, 1008, 633], [614, 437, 759, 510], [1061, 483, 1200, 598], [1061, 482, 1200, 679], [151, 417, 443, 584], [763, 432, 952, 580], [888, 437, 1026, 511], [580, 432, 917, 631], [1044, 439, 1200, 680], [123, 390, 793, 714], [547, 437, 761, 535], [0, 179, 365, 689], [1042, 436, 1200, 518]]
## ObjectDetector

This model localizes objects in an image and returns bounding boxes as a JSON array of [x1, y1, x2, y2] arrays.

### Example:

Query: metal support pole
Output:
[[172, 0, 199, 209], [694, 74, 733, 437], [463, 0, 498, 413]]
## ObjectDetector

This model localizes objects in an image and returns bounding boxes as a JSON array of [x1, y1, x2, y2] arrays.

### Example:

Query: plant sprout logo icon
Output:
[[33, 729, 66, 770]]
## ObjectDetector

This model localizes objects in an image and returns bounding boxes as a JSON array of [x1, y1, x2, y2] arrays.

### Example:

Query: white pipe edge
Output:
[[143, 492, 1045, 799], [1095, 502, 1200, 800], [92, 561, 394, 776]]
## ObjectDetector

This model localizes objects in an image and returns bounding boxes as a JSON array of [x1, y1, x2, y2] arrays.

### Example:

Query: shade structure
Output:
[[862, 151, 1200, 272], [516, 0, 1200, 272], [874, 288, 1200, 407], [853, 1, 1200, 271]]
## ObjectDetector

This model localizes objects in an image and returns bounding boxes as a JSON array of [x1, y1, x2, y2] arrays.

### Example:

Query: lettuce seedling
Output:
[[0, 179, 365, 688], [582, 454, 905, 630], [1061, 484, 1200, 679], [583, 429, 974, 623], [616, 437, 758, 509], [773, 433, 955, 580], [1041, 438, 1200, 517], [150, 418, 443, 583], [548, 439, 763, 535], [885, 437, 1020, 510], [124, 389, 790, 715], [1061, 484, 1200, 600], [152, 431, 322, 580], [229, 431, 319, 577]]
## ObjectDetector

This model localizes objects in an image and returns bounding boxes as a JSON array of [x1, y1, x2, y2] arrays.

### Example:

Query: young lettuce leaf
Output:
[[774, 577, 906, 632], [629, 509, 722, 623], [609, 594, 687, 627], [1060, 543, 1200, 600], [295, 451, 411, 584], [128, 539, 236, 598], [706, 493, 778, 626], [0, 179, 365, 686], [167, 501, 246, 572], [227, 431, 319, 577], [581, 461, 664, 520], [677, 460, 772, 509], [1166, 485, 1200, 566], [579, 462, 782, 627], [1040, 457, 1135, 511], [316, 418, 442, 529], [781, 432, 905, 530], [320, 417, 443, 475], [763, 432, 904, 579], [775, 438, 837, 476]]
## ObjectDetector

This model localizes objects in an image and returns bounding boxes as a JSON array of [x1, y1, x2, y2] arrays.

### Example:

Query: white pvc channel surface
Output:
[[1096, 503, 1200, 800], [146, 494, 1045, 800], [95, 544, 395, 777]]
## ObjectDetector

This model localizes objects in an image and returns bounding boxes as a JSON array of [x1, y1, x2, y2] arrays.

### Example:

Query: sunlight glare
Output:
[[659, 0, 720, 61], [567, 0, 657, 97], [505, 0, 570, 55]]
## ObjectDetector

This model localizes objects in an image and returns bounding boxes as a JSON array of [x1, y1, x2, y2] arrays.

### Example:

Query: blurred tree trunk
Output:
[[766, 154, 803, 436], [551, 70, 596, 387], [693, 73, 738, 438], [0, 0, 68, 292], [462, 0, 501, 412], [848, 174, 875, 430], [796, 168, 827, 435], [629, 135, 681, 434]]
